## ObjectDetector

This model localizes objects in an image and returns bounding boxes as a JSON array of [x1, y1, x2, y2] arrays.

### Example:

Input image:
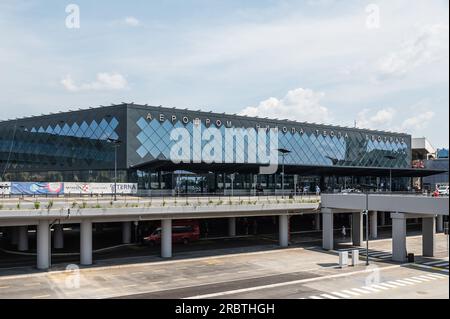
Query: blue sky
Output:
[[0, 0, 448, 147]]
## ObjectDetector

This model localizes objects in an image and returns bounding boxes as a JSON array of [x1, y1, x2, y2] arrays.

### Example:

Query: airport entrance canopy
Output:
[[131, 160, 446, 177]]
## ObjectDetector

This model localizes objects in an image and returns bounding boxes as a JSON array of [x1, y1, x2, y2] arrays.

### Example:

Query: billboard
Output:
[[0, 182, 11, 195], [11, 182, 64, 195], [64, 183, 138, 195]]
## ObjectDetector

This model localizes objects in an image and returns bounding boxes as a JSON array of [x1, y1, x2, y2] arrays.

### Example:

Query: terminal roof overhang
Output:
[[131, 160, 446, 177]]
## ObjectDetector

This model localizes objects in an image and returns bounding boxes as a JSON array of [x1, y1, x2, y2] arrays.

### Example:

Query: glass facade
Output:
[[0, 105, 127, 182], [134, 117, 409, 168], [0, 104, 414, 191]]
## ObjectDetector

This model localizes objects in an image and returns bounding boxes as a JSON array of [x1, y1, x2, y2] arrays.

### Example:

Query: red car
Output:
[[143, 220, 200, 245]]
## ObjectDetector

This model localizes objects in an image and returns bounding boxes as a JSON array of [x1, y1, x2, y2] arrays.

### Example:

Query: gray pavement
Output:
[[0, 233, 447, 299]]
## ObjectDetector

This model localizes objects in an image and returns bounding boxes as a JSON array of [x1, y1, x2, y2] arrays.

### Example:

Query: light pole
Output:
[[108, 138, 122, 201], [361, 184, 376, 266], [384, 155, 397, 192], [277, 148, 291, 198]]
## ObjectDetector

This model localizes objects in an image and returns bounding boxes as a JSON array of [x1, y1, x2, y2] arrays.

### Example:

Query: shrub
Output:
[[34, 202, 41, 210]]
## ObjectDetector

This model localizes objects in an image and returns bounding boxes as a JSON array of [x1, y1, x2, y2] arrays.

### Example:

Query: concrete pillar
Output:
[[18, 226, 29, 251], [422, 217, 436, 257], [228, 217, 236, 237], [37, 220, 50, 270], [279, 215, 289, 248], [436, 215, 444, 233], [380, 212, 386, 226], [370, 211, 378, 239], [11, 226, 19, 245], [161, 219, 172, 258], [54, 224, 64, 249], [80, 220, 93, 265], [122, 222, 132, 244], [391, 213, 407, 262], [352, 212, 363, 246], [322, 208, 334, 250], [314, 213, 321, 231]]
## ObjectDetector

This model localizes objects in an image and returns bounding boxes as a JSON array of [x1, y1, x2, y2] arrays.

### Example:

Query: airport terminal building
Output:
[[0, 103, 439, 193]]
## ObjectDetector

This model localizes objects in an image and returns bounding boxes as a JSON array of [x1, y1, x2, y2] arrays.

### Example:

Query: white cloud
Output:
[[61, 73, 128, 92], [377, 24, 449, 79], [356, 108, 396, 129], [401, 111, 435, 131], [123, 16, 140, 27], [239, 88, 330, 124]]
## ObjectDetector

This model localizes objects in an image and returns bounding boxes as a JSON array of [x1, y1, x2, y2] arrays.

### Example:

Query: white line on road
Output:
[[183, 264, 401, 299], [351, 288, 372, 295], [369, 284, 389, 290], [359, 286, 381, 293], [123, 284, 137, 288], [422, 259, 449, 266], [434, 262, 449, 267], [411, 276, 431, 282], [378, 283, 398, 288], [32, 294, 50, 299], [24, 283, 41, 287], [310, 296, 323, 299], [320, 294, 340, 299], [395, 280, 415, 285], [387, 281, 407, 287], [401, 278, 423, 284], [0, 286, 10, 289], [341, 289, 360, 296], [330, 291, 351, 298]]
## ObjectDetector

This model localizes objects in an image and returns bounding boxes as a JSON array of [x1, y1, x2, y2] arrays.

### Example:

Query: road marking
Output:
[[359, 286, 381, 293], [310, 296, 323, 299], [370, 252, 391, 257], [395, 280, 415, 285], [196, 276, 210, 279], [0, 286, 10, 289], [369, 284, 389, 290], [320, 294, 340, 299], [434, 262, 449, 267], [131, 272, 144, 275], [341, 289, 360, 296], [387, 280, 407, 287], [329, 291, 351, 298], [351, 288, 371, 295], [123, 284, 137, 288], [184, 265, 403, 299], [427, 273, 447, 278], [32, 294, 50, 299], [422, 260, 449, 266], [24, 283, 41, 286], [401, 278, 423, 284], [378, 283, 398, 288], [417, 275, 438, 280], [411, 276, 431, 282]]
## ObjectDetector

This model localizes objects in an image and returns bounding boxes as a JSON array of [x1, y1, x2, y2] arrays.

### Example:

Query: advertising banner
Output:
[[64, 183, 138, 195], [11, 182, 64, 195], [0, 182, 11, 195]]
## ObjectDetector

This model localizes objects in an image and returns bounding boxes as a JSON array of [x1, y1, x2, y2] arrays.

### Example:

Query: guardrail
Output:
[[0, 190, 320, 200], [0, 193, 321, 211]]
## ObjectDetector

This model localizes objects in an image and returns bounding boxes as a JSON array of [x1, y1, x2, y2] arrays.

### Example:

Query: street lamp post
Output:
[[384, 155, 397, 192], [360, 183, 377, 266], [277, 148, 291, 198], [108, 138, 122, 201]]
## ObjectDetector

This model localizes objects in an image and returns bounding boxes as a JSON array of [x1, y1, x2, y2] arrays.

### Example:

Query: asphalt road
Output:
[[0, 233, 447, 299]]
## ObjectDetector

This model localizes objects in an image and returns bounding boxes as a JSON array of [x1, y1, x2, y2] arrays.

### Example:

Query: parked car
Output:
[[437, 185, 449, 196], [143, 220, 200, 246]]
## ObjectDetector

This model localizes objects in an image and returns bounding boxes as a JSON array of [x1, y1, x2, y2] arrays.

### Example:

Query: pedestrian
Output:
[[341, 225, 346, 239], [316, 185, 321, 196]]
